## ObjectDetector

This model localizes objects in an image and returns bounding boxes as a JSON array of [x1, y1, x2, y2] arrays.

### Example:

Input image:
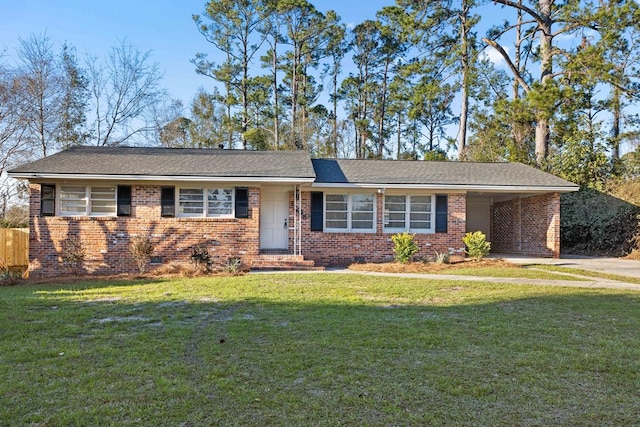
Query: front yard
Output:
[[2, 273, 639, 425]]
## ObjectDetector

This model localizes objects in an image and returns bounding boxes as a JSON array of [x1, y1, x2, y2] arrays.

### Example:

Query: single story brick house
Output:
[[9, 146, 578, 276]]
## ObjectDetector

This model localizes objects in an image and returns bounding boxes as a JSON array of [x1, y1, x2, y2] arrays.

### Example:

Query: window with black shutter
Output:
[[235, 187, 249, 218], [161, 187, 175, 217], [435, 195, 448, 233], [310, 192, 323, 231], [117, 185, 132, 216], [41, 184, 55, 216]]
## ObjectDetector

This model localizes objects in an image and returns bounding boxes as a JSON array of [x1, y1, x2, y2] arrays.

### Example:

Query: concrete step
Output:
[[251, 259, 316, 268], [250, 255, 323, 271]]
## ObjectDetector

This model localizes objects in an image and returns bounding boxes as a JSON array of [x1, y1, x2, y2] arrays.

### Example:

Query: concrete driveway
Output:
[[494, 254, 640, 278]]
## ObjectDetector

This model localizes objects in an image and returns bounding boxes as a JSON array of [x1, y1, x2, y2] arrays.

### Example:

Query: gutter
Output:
[[310, 182, 579, 193], [8, 173, 316, 184]]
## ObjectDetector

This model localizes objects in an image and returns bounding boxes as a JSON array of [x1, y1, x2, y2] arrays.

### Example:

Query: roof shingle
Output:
[[311, 158, 577, 189], [9, 146, 316, 179], [9, 146, 578, 190]]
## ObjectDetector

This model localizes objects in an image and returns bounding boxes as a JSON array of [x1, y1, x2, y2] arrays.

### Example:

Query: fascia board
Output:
[[9, 173, 316, 184], [310, 182, 579, 193]]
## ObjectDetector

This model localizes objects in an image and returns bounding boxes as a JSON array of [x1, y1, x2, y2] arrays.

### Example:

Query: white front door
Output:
[[260, 187, 289, 250]]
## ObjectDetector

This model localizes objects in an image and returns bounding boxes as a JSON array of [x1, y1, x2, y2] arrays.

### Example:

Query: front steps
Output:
[[250, 253, 324, 272]]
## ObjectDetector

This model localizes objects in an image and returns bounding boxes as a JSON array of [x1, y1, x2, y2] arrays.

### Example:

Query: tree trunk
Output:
[[377, 58, 390, 159], [457, 0, 470, 160], [611, 85, 621, 160], [332, 65, 338, 158], [535, 0, 554, 165]]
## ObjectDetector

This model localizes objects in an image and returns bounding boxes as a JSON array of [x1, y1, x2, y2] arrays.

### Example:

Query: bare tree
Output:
[[87, 40, 167, 146], [15, 33, 63, 157]]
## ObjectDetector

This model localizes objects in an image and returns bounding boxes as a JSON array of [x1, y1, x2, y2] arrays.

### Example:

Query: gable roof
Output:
[[9, 146, 317, 183], [311, 158, 578, 192]]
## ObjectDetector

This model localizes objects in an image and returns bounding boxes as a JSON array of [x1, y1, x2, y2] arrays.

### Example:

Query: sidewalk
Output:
[[492, 254, 640, 278], [252, 266, 640, 292], [325, 268, 640, 292]]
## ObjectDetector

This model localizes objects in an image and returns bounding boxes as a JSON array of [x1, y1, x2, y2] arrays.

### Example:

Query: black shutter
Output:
[[235, 187, 249, 218], [310, 192, 323, 231], [161, 187, 175, 217], [117, 185, 132, 216], [41, 184, 55, 216], [435, 194, 448, 233]]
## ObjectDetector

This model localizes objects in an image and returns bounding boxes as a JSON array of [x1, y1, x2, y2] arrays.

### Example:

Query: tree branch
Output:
[[490, 0, 545, 26], [482, 38, 531, 93]]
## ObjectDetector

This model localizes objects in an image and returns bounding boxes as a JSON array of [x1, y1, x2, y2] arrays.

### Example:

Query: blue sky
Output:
[[0, 0, 391, 104]]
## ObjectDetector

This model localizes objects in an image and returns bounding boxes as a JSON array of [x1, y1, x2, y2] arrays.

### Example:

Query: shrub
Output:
[[391, 232, 419, 264], [224, 257, 242, 275], [190, 244, 213, 273], [434, 251, 450, 264], [462, 231, 491, 260], [60, 238, 86, 276], [129, 235, 154, 273]]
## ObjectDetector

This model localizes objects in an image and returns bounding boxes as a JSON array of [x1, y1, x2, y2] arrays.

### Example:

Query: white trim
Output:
[[176, 186, 235, 219], [10, 172, 315, 184], [324, 192, 376, 233], [383, 194, 435, 234], [311, 182, 578, 193], [57, 184, 118, 217]]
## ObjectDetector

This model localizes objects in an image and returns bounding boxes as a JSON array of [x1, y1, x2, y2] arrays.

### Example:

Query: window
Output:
[[59, 185, 117, 216], [351, 194, 375, 230], [384, 195, 434, 232], [325, 194, 348, 229], [207, 188, 233, 216], [178, 188, 204, 216], [325, 193, 375, 232], [41, 184, 56, 216], [177, 187, 234, 218], [90, 187, 117, 215]]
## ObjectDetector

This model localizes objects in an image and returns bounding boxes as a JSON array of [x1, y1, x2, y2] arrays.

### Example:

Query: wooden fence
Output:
[[0, 228, 29, 274]]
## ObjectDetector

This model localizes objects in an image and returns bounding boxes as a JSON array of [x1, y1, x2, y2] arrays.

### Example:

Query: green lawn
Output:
[[2, 273, 640, 425]]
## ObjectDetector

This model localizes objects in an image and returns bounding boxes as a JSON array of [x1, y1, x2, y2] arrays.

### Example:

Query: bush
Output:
[[129, 235, 154, 273], [224, 257, 242, 275], [190, 244, 213, 273], [463, 231, 491, 260], [561, 187, 640, 256], [391, 232, 419, 264], [434, 251, 450, 264], [60, 238, 86, 276]]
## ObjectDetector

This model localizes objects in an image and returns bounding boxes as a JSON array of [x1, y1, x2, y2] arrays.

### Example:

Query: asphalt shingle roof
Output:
[[9, 146, 578, 190], [10, 146, 316, 179], [311, 158, 577, 189]]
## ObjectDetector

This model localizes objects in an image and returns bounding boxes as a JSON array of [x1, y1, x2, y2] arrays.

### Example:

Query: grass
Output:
[[2, 273, 640, 425]]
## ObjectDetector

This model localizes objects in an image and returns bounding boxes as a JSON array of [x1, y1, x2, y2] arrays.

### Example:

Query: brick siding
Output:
[[492, 193, 560, 257], [28, 184, 260, 277], [28, 182, 561, 276], [294, 191, 467, 266]]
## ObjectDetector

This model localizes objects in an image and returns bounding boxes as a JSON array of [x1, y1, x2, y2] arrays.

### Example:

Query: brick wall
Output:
[[295, 191, 467, 266], [492, 193, 560, 257], [28, 184, 261, 277]]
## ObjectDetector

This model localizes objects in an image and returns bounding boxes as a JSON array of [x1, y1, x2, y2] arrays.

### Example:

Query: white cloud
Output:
[[482, 46, 510, 67]]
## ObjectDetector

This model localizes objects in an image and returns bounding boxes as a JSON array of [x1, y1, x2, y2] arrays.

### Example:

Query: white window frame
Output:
[[324, 192, 376, 233], [176, 187, 235, 218], [58, 185, 117, 217], [383, 194, 435, 233]]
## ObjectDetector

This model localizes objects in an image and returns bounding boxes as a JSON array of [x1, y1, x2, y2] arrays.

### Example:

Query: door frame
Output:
[[259, 186, 290, 250]]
